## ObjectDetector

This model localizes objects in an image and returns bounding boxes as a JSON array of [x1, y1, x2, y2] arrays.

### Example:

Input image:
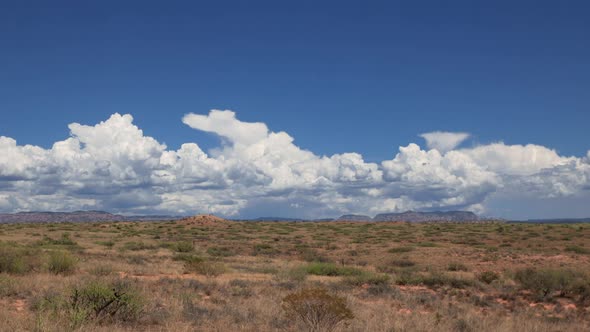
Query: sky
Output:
[[0, 1, 589, 219]]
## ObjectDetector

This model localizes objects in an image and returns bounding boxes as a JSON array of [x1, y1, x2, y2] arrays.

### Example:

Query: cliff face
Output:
[[372, 211, 478, 222]]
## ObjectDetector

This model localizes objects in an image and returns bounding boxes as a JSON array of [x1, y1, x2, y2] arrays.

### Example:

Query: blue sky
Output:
[[0, 1, 589, 219]]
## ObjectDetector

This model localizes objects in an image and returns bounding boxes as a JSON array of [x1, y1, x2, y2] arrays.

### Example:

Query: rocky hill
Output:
[[178, 214, 229, 226]]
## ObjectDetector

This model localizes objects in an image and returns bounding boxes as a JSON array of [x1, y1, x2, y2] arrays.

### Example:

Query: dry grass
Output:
[[0, 220, 588, 331]]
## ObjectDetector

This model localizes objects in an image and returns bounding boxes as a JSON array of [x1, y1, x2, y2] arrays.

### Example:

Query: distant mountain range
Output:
[[373, 211, 479, 222], [335, 214, 372, 221], [1, 210, 587, 224], [334, 211, 480, 222], [0, 211, 182, 223], [512, 218, 590, 224]]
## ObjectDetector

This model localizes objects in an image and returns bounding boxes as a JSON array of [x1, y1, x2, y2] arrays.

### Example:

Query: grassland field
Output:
[[0, 219, 589, 331]]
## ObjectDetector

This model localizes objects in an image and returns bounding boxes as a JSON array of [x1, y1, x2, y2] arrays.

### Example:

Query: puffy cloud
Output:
[[0, 110, 588, 218], [380, 144, 499, 213], [182, 110, 269, 145], [462, 143, 574, 175], [420, 131, 470, 153]]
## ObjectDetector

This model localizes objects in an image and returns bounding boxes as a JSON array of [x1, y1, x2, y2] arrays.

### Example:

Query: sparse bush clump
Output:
[[184, 259, 227, 277], [477, 271, 500, 284], [95, 240, 115, 248], [565, 245, 590, 254], [172, 241, 194, 253], [447, 262, 469, 271], [228, 279, 253, 297], [207, 246, 235, 257], [0, 274, 18, 297], [304, 263, 363, 277], [0, 245, 40, 274], [396, 271, 474, 289], [514, 268, 588, 302], [48, 250, 77, 275], [71, 279, 144, 323], [422, 272, 474, 289], [390, 259, 416, 267], [90, 264, 114, 276], [0, 247, 27, 274], [252, 243, 279, 256], [38, 233, 77, 246], [34, 278, 145, 327], [173, 253, 202, 262], [122, 241, 155, 251], [344, 272, 390, 286], [275, 266, 308, 285], [282, 288, 353, 332], [300, 248, 331, 263], [388, 246, 414, 254]]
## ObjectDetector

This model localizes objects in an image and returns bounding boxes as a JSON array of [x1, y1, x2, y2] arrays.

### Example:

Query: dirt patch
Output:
[[0, 299, 27, 314], [13, 299, 26, 312]]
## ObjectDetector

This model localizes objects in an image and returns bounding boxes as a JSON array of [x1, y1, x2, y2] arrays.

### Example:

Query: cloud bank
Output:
[[1, 110, 589, 218]]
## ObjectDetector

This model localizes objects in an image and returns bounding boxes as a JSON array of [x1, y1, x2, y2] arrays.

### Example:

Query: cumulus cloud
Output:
[[462, 143, 574, 175], [420, 131, 470, 153], [182, 110, 269, 145], [0, 110, 588, 218]]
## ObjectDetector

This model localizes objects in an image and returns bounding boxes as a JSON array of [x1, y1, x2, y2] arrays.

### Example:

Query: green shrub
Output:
[[34, 278, 145, 327], [228, 279, 253, 297], [48, 251, 77, 275], [477, 271, 500, 284], [173, 254, 204, 264], [0, 246, 40, 274], [207, 246, 235, 257], [514, 268, 583, 301], [344, 272, 390, 286], [71, 279, 144, 323], [0, 247, 26, 274], [416, 242, 438, 247], [564, 245, 590, 254], [447, 262, 469, 272], [0, 275, 18, 297], [252, 243, 279, 256], [304, 262, 363, 277], [95, 240, 115, 248], [395, 271, 473, 289], [275, 267, 308, 283], [89, 264, 114, 276], [184, 259, 226, 277], [282, 288, 353, 332], [172, 241, 194, 253], [388, 246, 414, 254], [390, 259, 416, 267], [122, 241, 155, 251], [421, 273, 473, 289], [38, 233, 77, 246], [300, 248, 331, 263]]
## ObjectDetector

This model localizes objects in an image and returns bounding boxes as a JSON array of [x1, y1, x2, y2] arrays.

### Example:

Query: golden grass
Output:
[[0, 220, 588, 331]]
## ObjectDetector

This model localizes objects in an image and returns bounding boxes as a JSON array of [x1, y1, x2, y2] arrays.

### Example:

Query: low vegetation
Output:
[[0, 220, 588, 331], [282, 288, 354, 332]]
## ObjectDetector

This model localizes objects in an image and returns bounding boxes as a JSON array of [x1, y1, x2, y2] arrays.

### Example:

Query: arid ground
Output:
[[0, 216, 589, 331]]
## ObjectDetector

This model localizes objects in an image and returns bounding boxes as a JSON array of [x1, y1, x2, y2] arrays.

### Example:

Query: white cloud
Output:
[[182, 110, 269, 145], [462, 143, 574, 175], [0, 110, 589, 218], [420, 131, 470, 153]]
